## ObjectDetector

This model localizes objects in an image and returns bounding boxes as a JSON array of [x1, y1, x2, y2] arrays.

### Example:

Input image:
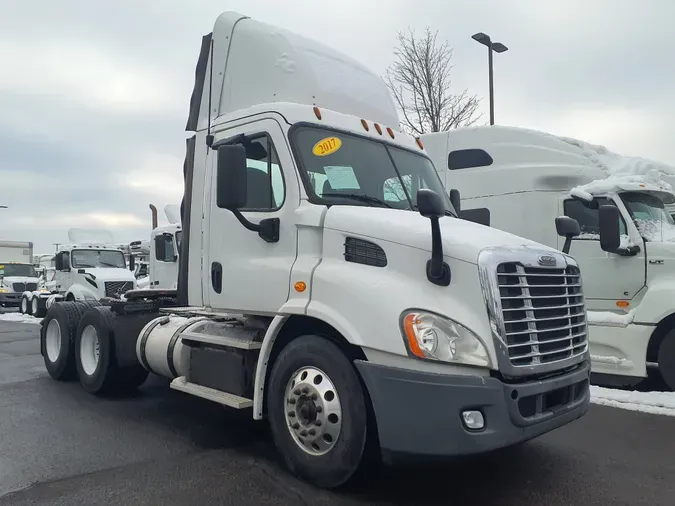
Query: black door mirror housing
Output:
[[449, 188, 461, 214], [555, 216, 581, 254], [599, 205, 621, 252], [129, 254, 135, 271], [216, 144, 248, 210]]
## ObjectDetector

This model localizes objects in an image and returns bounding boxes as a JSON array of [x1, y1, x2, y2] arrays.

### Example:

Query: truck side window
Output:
[[240, 135, 285, 211], [448, 149, 494, 170], [564, 198, 627, 238], [155, 234, 175, 262]]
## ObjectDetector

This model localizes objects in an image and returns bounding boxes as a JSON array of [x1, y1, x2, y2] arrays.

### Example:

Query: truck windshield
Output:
[[71, 250, 126, 269], [621, 191, 675, 242], [0, 264, 36, 277], [291, 126, 456, 216]]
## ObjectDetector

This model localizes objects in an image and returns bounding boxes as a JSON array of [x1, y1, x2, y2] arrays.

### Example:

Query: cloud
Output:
[[0, 0, 674, 253]]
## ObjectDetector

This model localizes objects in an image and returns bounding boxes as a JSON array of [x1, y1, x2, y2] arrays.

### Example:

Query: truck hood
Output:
[[77, 268, 136, 282], [323, 206, 558, 264], [1, 276, 39, 283]]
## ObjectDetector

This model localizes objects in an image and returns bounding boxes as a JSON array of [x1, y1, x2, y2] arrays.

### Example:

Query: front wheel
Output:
[[657, 329, 675, 390], [267, 335, 370, 489]]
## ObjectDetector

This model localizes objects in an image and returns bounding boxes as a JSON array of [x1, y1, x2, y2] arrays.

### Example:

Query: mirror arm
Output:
[[231, 210, 280, 243], [426, 217, 451, 286], [562, 237, 573, 255]]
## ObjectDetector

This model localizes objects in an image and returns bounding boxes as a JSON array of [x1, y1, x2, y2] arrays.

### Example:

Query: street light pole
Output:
[[471, 32, 508, 126]]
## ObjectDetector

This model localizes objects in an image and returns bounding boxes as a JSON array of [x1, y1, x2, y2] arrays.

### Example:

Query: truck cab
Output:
[[422, 125, 675, 389]]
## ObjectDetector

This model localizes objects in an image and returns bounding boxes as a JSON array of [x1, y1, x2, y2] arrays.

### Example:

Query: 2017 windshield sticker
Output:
[[312, 136, 342, 157]]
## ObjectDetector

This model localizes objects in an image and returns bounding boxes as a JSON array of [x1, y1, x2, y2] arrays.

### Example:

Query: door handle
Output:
[[211, 262, 223, 294]]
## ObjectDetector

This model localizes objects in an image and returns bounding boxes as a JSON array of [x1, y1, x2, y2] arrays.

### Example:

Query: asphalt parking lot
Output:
[[1, 317, 674, 506]]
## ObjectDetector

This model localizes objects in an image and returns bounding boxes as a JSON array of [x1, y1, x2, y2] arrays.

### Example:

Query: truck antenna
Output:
[[206, 38, 215, 149]]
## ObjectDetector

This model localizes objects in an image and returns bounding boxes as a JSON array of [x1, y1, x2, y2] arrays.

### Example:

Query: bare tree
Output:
[[385, 28, 482, 135]]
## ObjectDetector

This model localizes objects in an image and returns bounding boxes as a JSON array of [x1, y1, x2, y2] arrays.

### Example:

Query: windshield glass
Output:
[[0, 264, 37, 277], [71, 249, 126, 269], [621, 191, 675, 242], [291, 126, 456, 215]]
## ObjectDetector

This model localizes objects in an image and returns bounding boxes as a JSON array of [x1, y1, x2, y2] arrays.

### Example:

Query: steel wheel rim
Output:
[[284, 366, 342, 456], [31, 297, 38, 315], [45, 319, 62, 363], [20, 298, 27, 313], [80, 325, 100, 376]]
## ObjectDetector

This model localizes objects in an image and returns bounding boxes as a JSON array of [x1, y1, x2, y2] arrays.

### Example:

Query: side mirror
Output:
[[417, 188, 445, 219], [129, 254, 135, 271], [154, 234, 167, 261], [555, 216, 581, 254], [216, 144, 248, 210], [598, 205, 621, 252], [54, 254, 62, 271], [449, 188, 461, 213], [416, 189, 451, 287]]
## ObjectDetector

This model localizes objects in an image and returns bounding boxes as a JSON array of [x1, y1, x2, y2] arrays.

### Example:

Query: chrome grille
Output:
[[497, 263, 587, 368], [104, 281, 134, 298]]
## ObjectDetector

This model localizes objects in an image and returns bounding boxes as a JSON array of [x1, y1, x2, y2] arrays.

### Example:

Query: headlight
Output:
[[0, 288, 6, 293], [401, 311, 490, 367]]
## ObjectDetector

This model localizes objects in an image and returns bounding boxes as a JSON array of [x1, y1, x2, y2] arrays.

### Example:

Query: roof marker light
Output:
[[374, 123, 382, 135], [361, 119, 369, 131], [415, 137, 424, 150], [313, 106, 322, 120], [386, 127, 395, 139]]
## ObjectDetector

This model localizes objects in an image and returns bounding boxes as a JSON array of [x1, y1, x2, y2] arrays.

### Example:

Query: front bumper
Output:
[[354, 358, 590, 462], [0, 293, 22, 306]]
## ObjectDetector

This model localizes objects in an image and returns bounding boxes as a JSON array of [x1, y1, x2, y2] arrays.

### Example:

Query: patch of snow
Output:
[[0, 312, 42, 324], [587, 309, 635, 326], [635, 218, 675, 243], [591, 386, 675, 417], [577, 232, 600, 240], [590, 354, 629, 366], [620, 234, 634, 248], [570, 186, 593, 202]]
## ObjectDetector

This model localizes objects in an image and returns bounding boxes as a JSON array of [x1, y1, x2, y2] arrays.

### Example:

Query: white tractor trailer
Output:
[[38, 12, 591, 488]]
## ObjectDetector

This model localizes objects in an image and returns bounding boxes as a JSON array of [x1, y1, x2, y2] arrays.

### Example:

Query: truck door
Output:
[[560, 196, 645, 303], [205, 118, 298, 313], [150, 232, 177, 289]]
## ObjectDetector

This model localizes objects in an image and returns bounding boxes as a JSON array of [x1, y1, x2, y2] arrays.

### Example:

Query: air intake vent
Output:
[[344, 237, 387, 267]]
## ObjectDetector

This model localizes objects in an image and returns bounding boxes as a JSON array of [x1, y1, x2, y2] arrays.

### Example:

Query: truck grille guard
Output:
[[478, 246, 589, 378]]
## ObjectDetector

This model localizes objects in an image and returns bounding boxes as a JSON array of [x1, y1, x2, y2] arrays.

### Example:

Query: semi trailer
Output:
[[39, 12, 591, 489]]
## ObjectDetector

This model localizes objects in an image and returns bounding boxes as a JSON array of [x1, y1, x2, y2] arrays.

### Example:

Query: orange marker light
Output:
[[403, 313, 425, 359], [313, 106, 322, 120], [415, 137, 424, 150], [386, 127, 395, 139], [361, 119, 369, 131], [616, 300, 630, 308], [374, 123, 383, 135], [294, 281, 307, 293]]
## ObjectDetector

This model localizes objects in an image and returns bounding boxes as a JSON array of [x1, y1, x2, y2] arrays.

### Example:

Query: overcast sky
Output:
[[1, 0, 673, 253]]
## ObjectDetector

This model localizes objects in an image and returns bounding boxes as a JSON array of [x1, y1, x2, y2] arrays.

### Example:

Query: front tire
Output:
[[657, 329, 675, 390], [267, 335, 369, 489]]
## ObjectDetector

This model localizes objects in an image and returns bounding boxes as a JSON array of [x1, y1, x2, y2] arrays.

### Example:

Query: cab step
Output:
[[170, 376, 253, 409]]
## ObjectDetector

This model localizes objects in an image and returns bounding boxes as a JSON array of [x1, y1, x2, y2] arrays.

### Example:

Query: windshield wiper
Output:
[[322, 193, 393, 208], [100, 262, 122, 268]]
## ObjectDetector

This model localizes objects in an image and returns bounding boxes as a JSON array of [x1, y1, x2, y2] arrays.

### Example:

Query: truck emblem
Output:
[[537, 255, 557, 267]]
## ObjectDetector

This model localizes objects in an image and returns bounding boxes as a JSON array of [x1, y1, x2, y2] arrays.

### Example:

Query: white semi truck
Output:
[[136, 204, 182, 290], [38, 12, 591, 489], [0, 240, 40, 309], [422, 125, 675, 390], [22, 229, 137, 317]]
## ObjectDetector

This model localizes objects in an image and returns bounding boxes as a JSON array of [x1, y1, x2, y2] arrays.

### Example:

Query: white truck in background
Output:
[[422, 125, 675, 390], [38, 12, 590, 489], [21, 229, 137, 317], [136, 204, 182, 290], [0, 240, 41, 309]]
